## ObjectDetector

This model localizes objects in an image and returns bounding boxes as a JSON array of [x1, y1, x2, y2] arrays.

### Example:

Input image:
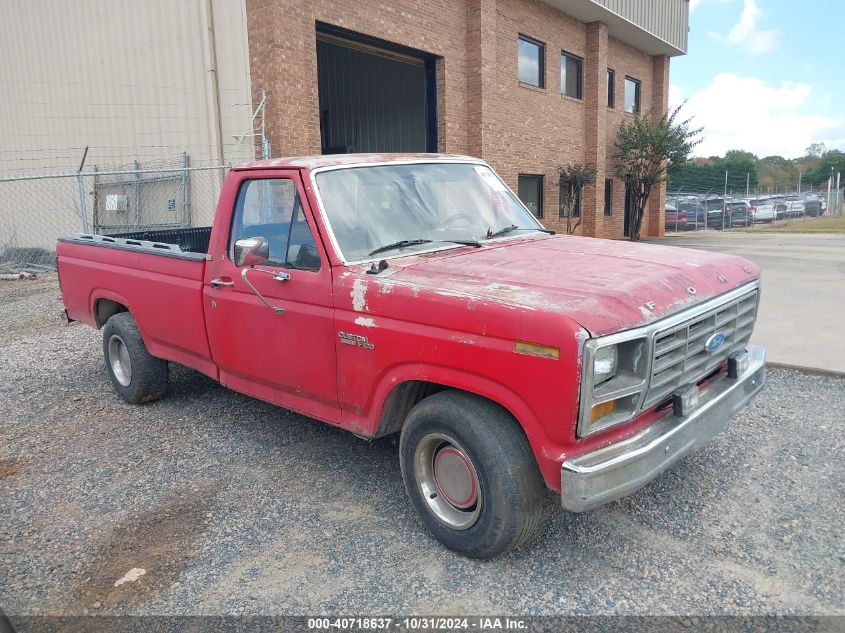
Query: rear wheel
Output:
[[102, 312, 168, 404], [399, 391, 544, 559]]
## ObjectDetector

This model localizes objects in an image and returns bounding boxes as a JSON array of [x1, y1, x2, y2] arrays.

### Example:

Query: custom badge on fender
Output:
[[338, 331, 375, 350]]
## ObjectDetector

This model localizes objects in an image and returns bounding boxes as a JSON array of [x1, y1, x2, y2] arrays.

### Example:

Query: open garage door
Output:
[[316, 25, 437, 154]]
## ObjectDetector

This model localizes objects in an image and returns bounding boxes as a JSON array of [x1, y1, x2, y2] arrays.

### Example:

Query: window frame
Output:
[[604, 179, 613, 216], [227, 177, 321, 271], [518, 173, 545, 219], [517, 34, 545, 88], [607, 68, 615, 108], [560, 51, 583, 100], [624, 76, 641, 113]]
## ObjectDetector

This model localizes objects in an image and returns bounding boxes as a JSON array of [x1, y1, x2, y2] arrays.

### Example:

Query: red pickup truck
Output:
[[57, 154, 766, 558]]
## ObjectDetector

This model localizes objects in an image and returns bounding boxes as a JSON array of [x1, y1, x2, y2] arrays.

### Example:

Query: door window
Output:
[[229, 178, 321, 271]]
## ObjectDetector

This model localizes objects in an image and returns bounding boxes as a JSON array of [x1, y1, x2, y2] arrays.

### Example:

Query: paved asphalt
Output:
[[1, 277, 843, 619], [647, 231, 845, 374]]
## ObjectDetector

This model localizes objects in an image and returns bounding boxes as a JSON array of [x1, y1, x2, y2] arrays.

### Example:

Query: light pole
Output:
[[828, 167, 834, 218]]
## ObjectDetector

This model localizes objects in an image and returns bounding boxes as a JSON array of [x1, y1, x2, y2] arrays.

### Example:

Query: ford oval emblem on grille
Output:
[[705, 332, 726, 353]]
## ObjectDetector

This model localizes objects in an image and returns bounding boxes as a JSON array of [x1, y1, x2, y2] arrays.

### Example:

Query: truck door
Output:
[[203, 170, 339, 423]]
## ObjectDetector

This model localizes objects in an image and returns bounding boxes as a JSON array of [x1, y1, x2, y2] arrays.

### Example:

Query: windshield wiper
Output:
[[368, 238, 482, 257], [487, 224, 518, 239], [442, 238, 483, 248], [486, 225, 555, 239], [369, 239, 432, 256]]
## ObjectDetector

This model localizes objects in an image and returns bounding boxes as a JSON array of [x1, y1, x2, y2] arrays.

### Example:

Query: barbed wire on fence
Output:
[[664, 182, 843, 233], [0, 155, 229, 274], [1, 156, 842, 273], [0, 94, 271, 274]]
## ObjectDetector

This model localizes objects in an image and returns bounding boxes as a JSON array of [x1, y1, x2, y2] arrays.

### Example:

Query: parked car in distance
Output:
[[804, 194, 824, 217], [749, 198, 776, 223], [673, 197, 707, 228], [701, 197, 729, 229], [56, 153, 767, 558], [724, 200, 751, 227], [778, 196, 805, 219], [665, 204, 688, 230]]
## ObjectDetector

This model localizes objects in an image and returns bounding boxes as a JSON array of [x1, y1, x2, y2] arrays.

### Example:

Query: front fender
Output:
[[350, 362, 568, 491]]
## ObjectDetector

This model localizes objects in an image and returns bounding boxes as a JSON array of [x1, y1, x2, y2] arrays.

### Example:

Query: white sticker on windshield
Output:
[[473, 166, 508, 192]]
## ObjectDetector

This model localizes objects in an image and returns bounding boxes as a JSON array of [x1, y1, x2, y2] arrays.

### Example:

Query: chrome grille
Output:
[[645, 289, 758, 407]]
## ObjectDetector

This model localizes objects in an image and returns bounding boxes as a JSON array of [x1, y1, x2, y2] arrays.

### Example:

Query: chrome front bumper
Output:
[[561, 345, 766, 512]]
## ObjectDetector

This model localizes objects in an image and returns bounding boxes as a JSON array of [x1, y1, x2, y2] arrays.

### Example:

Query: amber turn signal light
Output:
[[591, 399, 617, 423]]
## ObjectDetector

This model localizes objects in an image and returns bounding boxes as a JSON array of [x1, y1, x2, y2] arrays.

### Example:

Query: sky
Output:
[[670, 0, 845, 159]]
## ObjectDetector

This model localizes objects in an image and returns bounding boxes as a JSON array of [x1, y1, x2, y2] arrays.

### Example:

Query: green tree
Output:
[[806, 142, 827, 159], [804, 150, 845, 185], [614, 105, 702, 241], [757, 156, 798, 193], [720, 150, 758, 193], [667, 159, 719, 192], [557, 163, 597, 235]]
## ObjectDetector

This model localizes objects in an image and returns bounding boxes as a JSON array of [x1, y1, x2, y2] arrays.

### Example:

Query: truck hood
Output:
[[390, 235, 760, 336]]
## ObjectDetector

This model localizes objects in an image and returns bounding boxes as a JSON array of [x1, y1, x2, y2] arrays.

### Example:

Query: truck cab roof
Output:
[[232, 153, 483, 172]]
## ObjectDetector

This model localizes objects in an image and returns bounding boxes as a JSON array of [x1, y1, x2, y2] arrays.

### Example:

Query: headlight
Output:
[[579, 336, 650, 437], [593, 345, 618, 385]]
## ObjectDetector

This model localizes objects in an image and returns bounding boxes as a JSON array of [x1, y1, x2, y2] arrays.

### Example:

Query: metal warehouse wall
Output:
[[592, 0, 689, 53], [0, 0, 254, 175]]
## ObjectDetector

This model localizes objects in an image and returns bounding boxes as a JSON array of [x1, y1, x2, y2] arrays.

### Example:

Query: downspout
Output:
[[204, 0, 226, 170]]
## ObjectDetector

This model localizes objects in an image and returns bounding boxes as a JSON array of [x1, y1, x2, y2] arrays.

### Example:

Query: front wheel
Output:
[[102, 312, 168, 404], [399, 391, 544, 558]]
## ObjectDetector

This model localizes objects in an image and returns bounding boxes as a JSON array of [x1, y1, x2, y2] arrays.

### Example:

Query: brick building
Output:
[[245, 0, 689, 239]]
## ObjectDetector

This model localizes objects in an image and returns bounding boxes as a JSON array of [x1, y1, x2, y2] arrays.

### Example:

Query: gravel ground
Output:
[[1, 276, 843, 617]]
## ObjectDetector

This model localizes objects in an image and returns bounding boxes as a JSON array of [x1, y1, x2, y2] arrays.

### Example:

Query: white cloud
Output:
[[726, 0, 779, 53], [726, 0, 760, 42], [670, 74, 843, 158], [690, 0, 734, 13], [699, 0, 779, 54], [746, 29, 779, 53]]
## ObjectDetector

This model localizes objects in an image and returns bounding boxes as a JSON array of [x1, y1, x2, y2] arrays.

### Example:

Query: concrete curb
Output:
[[767, 361, 845, 379]]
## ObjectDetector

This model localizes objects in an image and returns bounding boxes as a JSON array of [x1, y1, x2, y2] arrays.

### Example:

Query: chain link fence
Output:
[[664, 184, 844, 234], [0, 156, 228, 274]]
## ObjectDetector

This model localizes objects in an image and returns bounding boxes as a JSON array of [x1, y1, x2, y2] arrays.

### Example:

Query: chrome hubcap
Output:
[[414, 433, 481, 530], [108, 335, 132, 387]]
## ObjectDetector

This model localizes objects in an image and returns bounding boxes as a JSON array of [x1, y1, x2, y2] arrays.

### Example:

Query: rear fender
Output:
[[90, 289, 134, 329]]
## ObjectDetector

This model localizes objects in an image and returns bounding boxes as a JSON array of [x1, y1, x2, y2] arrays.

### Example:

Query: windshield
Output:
[[314, 162, 543, 261]]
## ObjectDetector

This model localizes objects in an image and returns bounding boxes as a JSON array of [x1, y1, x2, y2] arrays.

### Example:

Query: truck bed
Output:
[[108, 226, 212, 255], [56, 228, 217, 379]]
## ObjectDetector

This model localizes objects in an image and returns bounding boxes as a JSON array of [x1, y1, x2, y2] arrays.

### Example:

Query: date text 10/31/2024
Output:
[[307, 617, 528, 630]]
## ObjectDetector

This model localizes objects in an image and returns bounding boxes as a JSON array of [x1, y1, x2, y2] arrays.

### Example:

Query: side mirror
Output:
[[234, 236, 269, 268]]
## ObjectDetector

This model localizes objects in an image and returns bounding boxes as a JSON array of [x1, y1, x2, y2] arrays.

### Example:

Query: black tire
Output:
[[399, 391, 544, 559], [102, 312, 168, 404]]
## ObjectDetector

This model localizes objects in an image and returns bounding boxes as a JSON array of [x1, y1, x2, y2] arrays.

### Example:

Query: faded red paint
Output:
[[57, 155, 761, 492]]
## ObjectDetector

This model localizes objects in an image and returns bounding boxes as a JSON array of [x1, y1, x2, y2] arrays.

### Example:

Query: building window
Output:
[[518, 35, 544, 88], [607, 69, 615, 108], [518, 174, 544, 218], [604, 179, 613, 216], [560, 52, 582, 99], [624, 76, 641, 113]]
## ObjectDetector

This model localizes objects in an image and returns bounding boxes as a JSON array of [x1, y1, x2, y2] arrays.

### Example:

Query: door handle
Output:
[[210, 278, 234, 289]]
